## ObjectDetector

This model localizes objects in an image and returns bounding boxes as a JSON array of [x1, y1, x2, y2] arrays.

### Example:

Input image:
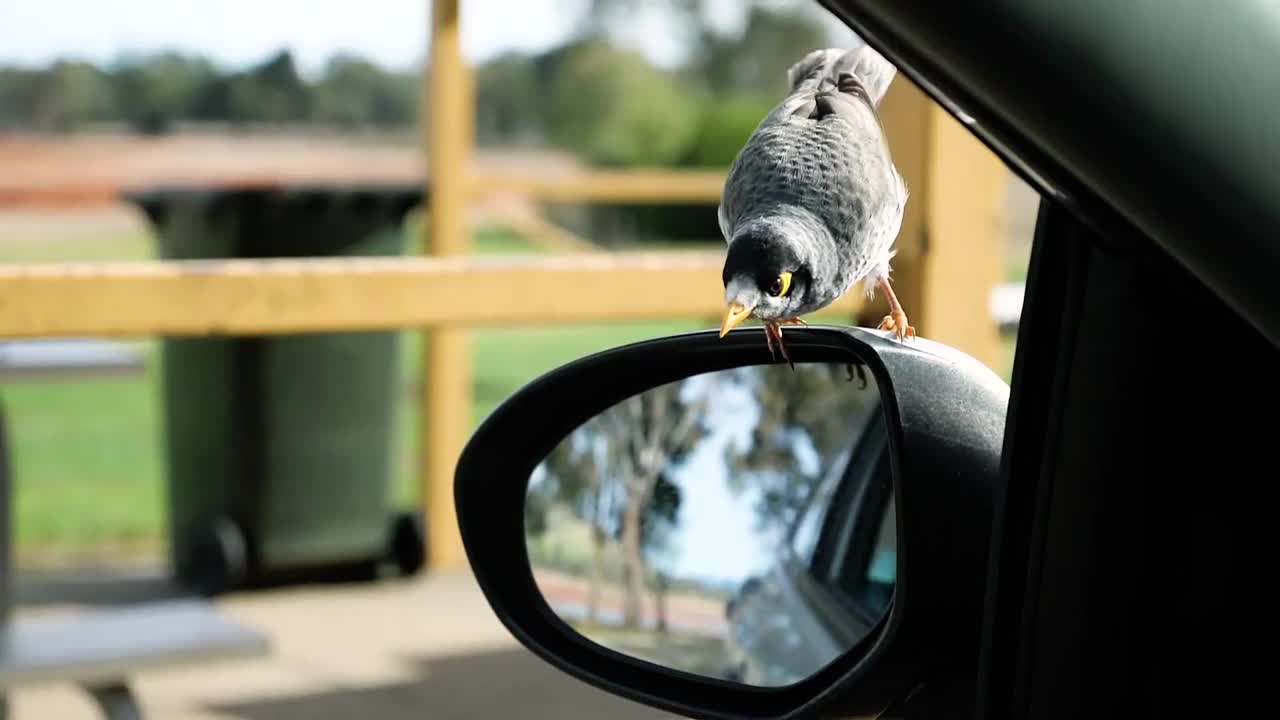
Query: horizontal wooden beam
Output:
[[0, 254, 862, 338], [469, 170, 727, 204]]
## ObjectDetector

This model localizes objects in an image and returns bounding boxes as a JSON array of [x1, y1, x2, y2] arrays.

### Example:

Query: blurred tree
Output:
[[678, 93, 774, 168], [525, 481, 552, 538], [547, 41, 700, 168], [581, 0, 835, 96], [0, 0, 839, 141], [111, 52, 218, 134], [0, 68, 37, 127], [227, 50, 310, 124], [474, 51, 544, 145], [28, 61, 118, 132], [642, 471, 681, 633], [595, 381, 709, 627], [560, 1, 837, 246], [597, 91, 775, 246], [578, 0, 707, 54], [537, 435, 611, 625], [534, 378, 713, 629], [313, 53, 416, 128], [722, 363, 879, 536], [691, 4, 830, 97], [188, 73, 234, 122], [0, 48, 430, 131]]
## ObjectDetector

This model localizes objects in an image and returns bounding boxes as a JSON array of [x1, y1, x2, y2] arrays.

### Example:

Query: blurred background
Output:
[[0, 0, 1033, 717]]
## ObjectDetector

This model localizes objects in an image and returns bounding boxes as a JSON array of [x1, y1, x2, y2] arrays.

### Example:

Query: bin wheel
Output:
[[388, 511, 426, 577], [189, 514, 248, 596]]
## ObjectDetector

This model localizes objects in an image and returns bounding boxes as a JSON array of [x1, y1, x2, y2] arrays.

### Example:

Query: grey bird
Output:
[[716, 43, 912, 366]]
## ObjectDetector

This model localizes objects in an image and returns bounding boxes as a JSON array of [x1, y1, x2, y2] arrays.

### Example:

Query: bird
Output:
[[716, 43, 912, 367]]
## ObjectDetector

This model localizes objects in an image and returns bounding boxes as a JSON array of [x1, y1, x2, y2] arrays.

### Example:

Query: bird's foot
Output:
[[779, 317, 808, 326], [878, 310, 916, 342], [763, 322, 795, 371], [875, 277, 916, 343]]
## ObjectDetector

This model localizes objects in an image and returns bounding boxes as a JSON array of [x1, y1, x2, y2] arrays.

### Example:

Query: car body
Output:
[[455, 2, 1278, 718]]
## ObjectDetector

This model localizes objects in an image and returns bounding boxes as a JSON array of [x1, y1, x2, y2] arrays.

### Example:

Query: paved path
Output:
[[5, 569, 683, 719]]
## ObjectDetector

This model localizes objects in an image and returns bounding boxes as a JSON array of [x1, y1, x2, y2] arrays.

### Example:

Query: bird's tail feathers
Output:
[[838, 44, 897, 106], [786, 48, 847, 94], [786, 43, 897, 106]]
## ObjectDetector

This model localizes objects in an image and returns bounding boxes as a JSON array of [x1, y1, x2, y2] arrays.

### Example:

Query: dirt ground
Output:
[[6, 568, 687, 719]]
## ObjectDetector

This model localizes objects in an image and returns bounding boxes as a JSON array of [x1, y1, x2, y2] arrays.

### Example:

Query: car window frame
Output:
[[815, 411, 895, 626], [775, 402, 894, 636]]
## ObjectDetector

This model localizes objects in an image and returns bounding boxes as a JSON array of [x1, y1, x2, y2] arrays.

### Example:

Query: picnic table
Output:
[[0, 338, 269, 719]]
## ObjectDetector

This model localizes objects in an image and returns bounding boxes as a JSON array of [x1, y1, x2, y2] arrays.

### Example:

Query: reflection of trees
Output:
[[539, 439, 608, 624], [722, 364, 879, 537], [533, 379, 713, 629]]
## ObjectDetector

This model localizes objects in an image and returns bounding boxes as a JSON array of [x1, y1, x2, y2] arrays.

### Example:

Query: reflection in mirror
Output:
[[524, 362, 895, 688]]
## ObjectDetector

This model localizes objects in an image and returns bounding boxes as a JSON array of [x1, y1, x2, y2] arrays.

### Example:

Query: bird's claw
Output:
[[878, 310, 916, 343], [764, 322, 796, 371]]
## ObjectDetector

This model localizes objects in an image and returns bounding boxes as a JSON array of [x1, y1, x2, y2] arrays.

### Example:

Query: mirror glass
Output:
[[524, 362, 896, 688]]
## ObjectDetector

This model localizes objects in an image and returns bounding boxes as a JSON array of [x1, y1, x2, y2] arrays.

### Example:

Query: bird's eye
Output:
[[768, 272, 793, 297]]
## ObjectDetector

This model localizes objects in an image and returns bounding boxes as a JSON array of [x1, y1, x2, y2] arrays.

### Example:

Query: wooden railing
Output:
[[468, 169, 727, 204], [0, 253, 865, 338]]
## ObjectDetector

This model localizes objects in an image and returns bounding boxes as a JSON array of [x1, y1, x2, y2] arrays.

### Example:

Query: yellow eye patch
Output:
[[769, 271, 793, 297]]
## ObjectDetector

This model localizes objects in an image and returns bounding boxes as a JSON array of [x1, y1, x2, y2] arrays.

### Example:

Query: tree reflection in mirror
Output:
[[524, 361, 896, 688]]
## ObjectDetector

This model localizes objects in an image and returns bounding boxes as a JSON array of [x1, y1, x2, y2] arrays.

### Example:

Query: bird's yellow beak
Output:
[[719, 302, 753, 338]]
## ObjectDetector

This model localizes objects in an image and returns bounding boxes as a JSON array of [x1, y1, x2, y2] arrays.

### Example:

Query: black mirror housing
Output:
[[454, 326, 1008, 719]]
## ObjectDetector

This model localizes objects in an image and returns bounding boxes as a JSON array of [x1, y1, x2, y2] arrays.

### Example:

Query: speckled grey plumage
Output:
[[718, 44, 907, 323]]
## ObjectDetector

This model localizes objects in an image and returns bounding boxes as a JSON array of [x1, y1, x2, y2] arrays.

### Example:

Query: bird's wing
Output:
[[718, 145, 753, 244]]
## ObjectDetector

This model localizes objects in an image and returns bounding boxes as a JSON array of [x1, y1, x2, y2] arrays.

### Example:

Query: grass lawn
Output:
[[0, 211, 1025, 566]]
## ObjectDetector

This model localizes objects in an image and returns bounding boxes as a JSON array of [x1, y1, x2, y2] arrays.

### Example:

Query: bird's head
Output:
[[720, 228, 812, 336]]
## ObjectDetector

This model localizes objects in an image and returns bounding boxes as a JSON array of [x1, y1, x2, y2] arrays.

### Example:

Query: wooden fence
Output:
[[0, 0, 1008, 572]]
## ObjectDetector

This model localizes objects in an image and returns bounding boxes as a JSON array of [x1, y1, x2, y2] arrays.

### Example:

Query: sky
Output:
[[0, 0, 784, 75], [661, 372, 780, 585]]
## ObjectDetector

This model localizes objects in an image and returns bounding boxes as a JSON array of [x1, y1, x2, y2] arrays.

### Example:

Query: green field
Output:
[[0, 216, 1018, 566]]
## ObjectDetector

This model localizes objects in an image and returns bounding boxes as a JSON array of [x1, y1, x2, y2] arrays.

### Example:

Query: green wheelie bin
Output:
[[127, 184, 427, 595]]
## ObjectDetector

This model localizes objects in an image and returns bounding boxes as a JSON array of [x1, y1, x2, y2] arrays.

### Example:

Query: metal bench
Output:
[[1, 350, 269, 719], [0, 338, 144, 381], [0, 600, 268, 719]]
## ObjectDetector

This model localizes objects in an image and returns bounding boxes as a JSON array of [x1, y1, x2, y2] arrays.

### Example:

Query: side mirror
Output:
[[454, 326, 1008, 719]]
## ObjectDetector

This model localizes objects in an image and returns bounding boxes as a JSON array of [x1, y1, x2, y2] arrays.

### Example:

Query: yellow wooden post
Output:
[[423, 0, 472, 571], [859, 78, 1006, 371]]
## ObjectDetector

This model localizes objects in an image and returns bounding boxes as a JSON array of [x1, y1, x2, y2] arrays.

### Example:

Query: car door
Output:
[[814, 4, 1279, 718]]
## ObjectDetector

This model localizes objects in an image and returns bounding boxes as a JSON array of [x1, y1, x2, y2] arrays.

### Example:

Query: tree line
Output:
[[0, 1, 835, 170], [0, 50, 416, 135]]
